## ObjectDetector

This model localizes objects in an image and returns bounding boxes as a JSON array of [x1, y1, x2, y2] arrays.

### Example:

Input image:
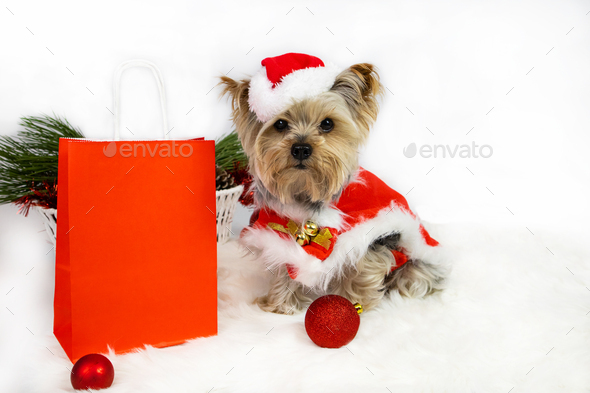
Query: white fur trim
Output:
[[310, 207, 346, 230], [240, 203, 448, 289], [248, 62, 344, 123], [240, 229, 323, 287]]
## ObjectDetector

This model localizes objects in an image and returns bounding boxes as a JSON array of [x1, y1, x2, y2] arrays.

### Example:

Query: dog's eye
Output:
[[319, 118, 334, 132], [273, 119, 288, 131]]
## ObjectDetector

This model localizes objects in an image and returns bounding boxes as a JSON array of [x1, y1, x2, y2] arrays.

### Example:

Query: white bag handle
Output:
[[113, 59, 169, 140]]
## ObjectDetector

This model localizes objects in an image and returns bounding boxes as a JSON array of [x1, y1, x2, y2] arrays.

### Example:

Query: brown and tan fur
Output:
[[220, 64, 445, 314]]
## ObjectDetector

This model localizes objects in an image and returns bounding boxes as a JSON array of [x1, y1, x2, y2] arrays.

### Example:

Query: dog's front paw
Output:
[[255, 296, 300, 315]]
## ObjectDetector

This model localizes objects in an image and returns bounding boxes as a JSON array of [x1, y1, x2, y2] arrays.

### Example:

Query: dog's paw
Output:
[[254, 296, 299, 315]]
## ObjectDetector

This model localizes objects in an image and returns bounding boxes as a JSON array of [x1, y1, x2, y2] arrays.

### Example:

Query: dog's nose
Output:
[[291, 143, 313, 160]]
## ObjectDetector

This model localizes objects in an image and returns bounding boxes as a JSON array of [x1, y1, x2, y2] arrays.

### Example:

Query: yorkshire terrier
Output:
[[220, 53, 447, 314]]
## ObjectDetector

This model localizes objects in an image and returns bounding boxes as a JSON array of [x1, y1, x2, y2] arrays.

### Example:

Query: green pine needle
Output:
[[0, 114, 83, 204], [215, 131, 248, 171]]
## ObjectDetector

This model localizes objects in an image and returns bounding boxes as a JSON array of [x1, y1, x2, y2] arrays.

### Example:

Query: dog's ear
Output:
[[330, 63, 383, 132], [218, 76, 261, 155], [219, 76, 250, 119]]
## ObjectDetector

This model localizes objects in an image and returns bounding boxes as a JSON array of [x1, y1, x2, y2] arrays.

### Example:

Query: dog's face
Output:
[[220, 64, 382, 208]]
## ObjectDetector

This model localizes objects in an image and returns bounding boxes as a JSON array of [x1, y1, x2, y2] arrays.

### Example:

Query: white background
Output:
[[1, 0, 589, 391]]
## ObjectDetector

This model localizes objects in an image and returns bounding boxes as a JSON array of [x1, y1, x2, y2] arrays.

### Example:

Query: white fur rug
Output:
[[24, 222, 590, 392]]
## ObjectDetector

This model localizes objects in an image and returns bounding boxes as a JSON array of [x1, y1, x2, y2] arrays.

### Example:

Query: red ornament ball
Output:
[[305, 295, 361, 348], [71, 353, 115, 390]]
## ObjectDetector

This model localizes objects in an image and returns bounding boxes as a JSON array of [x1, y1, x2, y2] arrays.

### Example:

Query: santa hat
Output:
[[248, 53, 344, 123]]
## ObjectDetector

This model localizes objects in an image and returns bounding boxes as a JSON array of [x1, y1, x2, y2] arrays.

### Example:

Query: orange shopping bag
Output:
[[54, 60, 217, 362]]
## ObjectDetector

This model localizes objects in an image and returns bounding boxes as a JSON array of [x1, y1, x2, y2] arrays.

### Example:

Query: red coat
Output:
[[241, 168, 442, 288]]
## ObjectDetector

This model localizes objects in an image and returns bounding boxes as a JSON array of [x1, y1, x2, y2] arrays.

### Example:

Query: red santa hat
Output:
[[248, 53, 345, 123]]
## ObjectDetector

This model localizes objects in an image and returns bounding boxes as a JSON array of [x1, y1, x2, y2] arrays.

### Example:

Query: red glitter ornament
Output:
[[71, 353, 115, 390], [305, 295, 362, 348]]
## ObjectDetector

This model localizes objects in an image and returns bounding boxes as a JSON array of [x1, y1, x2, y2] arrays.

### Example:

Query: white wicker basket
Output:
[[36, 185, 244, 247], [215, 185, 244, 244]]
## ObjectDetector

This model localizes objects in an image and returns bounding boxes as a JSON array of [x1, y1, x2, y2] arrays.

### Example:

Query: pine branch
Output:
[[215, 131, 248, 171], [0, 114, 83, 205]]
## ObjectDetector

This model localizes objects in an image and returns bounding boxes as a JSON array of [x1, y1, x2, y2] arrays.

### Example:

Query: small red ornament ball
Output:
[[71, 353, 115, 390], [305, 295, 361, 348]]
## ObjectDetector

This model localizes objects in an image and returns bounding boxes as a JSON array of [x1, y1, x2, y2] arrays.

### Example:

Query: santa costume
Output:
[[240, 53, 444, 289]]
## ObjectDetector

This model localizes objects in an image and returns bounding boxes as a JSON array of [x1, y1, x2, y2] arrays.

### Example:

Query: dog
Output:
[[220, 53, 447, 314]]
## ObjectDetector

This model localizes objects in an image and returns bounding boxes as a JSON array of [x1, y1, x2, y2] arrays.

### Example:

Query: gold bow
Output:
[[267, 219, 333, 250]]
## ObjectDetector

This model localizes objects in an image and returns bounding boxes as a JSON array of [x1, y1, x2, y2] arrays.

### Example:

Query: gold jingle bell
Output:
[[294, 230, 310, 246], [354, 303, 363, 315], [303, 220, 319, 237]]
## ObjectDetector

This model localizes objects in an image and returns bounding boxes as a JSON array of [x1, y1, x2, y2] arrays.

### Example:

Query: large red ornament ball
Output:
[[71, 353, 115, 390], [305, 295, 361, 348]]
